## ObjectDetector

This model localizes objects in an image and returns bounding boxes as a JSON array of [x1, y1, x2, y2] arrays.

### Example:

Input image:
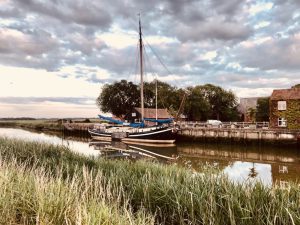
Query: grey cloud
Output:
[[174, 20, 253, 42], [0, 27, 61, 70], [234, 35, 300, 71], [0, 7, 21, 18], [112, 0, 251, 42], [0, 54, 61, 71], [210, 0, 246, 16], [85, 74, 117, 84], [0, 28, 58, 55], [13, 0, 112, 28], [65, 33, 107, 56]]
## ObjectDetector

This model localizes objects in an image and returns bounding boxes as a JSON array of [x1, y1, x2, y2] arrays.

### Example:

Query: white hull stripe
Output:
[[88, 130, 111, 137], [129, 128, 173, 137]]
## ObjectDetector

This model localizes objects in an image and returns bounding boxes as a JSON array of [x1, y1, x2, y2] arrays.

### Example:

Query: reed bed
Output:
[[0, 137, 299, 225]]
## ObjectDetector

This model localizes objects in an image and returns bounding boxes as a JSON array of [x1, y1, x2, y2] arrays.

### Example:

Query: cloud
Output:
[[0, 27, 60, 70], [235, 34, 300, 71], [65, 32, 107, 56], [13, 0, 112, 28], [174, 20, 252, 42], [0, 28, 58, 55], [1, 0, 300, 108], [0, 96, 96, 105], [0, 102, 100, 118]]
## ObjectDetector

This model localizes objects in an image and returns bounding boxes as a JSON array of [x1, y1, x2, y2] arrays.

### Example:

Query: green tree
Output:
[[96, 80, 140, 117], [256, 97, 270, 121], [144, 80, 181, 111], [184, 84, 238, 121], [97, 80, 181, 117], [184, 86, 210, 121], [200, 84, 238, 121]]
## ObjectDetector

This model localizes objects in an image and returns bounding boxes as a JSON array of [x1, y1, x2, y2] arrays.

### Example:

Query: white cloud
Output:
[[97, 27, 137, 49], [201, 51, 217, 61], [0, 65, 101, 98], [254, 21, 271, 29], [224, 161, 272, 186], [0, 102, 99, 118], [249, 2, 273, 15], [231, 87, 274, 98]]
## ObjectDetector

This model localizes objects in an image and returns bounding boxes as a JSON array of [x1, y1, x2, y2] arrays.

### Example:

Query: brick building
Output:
[[269, 87, 300, 129]]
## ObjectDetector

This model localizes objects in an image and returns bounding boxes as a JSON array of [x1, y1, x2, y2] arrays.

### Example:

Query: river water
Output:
[[0, 128, 299, 186]]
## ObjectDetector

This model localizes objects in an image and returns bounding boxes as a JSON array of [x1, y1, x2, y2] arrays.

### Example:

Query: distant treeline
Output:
[[0, 117, 36, 120]]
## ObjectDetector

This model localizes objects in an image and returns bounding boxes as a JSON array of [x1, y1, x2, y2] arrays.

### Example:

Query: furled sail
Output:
[[144, 118, 173, 124], [98, 115, 145, 128]]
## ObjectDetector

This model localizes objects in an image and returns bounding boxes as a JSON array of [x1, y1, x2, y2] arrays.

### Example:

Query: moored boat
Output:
[[89, 17, 178, 144]]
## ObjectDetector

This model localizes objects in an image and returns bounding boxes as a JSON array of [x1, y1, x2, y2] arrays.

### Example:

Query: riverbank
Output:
[[0, 119, 62, 131], [0, 137, 299, 224]]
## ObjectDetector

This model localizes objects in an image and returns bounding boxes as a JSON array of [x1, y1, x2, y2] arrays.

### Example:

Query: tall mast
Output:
[[139, 16, 144, 121], [155, 78, 158, 120]]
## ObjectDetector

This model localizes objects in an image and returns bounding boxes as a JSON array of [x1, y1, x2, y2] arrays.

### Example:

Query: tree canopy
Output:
[[96, 80, 181, 118], [96, 80, 239, 121], [96, 80, 140, 118], [184, 84, 239, 121]]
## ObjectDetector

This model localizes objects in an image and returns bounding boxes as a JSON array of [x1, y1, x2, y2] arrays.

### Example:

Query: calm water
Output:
[[0, 128, 299, 186]]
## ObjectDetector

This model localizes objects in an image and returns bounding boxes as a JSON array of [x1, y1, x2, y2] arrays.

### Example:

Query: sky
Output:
[[0, 0, 300, 118]]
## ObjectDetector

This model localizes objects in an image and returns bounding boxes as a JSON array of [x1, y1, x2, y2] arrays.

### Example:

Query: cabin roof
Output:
[[134, 107, 171, 118], [270, 88, 300, 100]]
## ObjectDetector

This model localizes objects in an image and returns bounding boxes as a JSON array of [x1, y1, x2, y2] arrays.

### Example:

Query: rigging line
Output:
[[142, 40, 172, 110], [142, 36, 182, 89], [142, 42, 153, 83], [143, 37, 172, 74], [143, 48, 169, 110], [125, 42, 139, 83]]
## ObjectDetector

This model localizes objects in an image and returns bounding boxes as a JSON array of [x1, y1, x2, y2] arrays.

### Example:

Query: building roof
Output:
[[270, 88, 300, 100], [134, 107, 171, 118]]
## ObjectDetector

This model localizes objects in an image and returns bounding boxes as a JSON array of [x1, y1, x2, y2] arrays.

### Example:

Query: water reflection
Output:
[[176, 143, 300, 186], [0, 128, 299, 186], [0, 128, 99, 156], [89, 140, 178, 162]]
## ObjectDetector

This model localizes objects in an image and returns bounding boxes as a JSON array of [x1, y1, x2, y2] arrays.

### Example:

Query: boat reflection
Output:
[[89, 139, 178, 162]]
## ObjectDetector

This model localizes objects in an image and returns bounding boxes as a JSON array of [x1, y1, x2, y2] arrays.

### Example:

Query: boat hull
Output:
[[88, 127, 177, 144]]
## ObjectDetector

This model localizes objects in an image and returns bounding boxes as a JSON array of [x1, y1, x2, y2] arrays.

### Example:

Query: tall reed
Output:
[[0, 137, 299, 225], [0, 159, 154, 225]]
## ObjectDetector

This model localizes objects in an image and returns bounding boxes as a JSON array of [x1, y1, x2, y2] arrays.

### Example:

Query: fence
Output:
[[177, 121, 270, 129]]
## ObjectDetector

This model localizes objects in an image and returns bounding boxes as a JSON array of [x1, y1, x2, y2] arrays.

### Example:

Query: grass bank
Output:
[[0, 137, 299, 225], [0, 119, 62, 132]]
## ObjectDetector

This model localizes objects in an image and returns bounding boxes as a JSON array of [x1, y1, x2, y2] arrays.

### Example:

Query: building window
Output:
[[278, 118, 287, 127], [278, 101, 286, 110]]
